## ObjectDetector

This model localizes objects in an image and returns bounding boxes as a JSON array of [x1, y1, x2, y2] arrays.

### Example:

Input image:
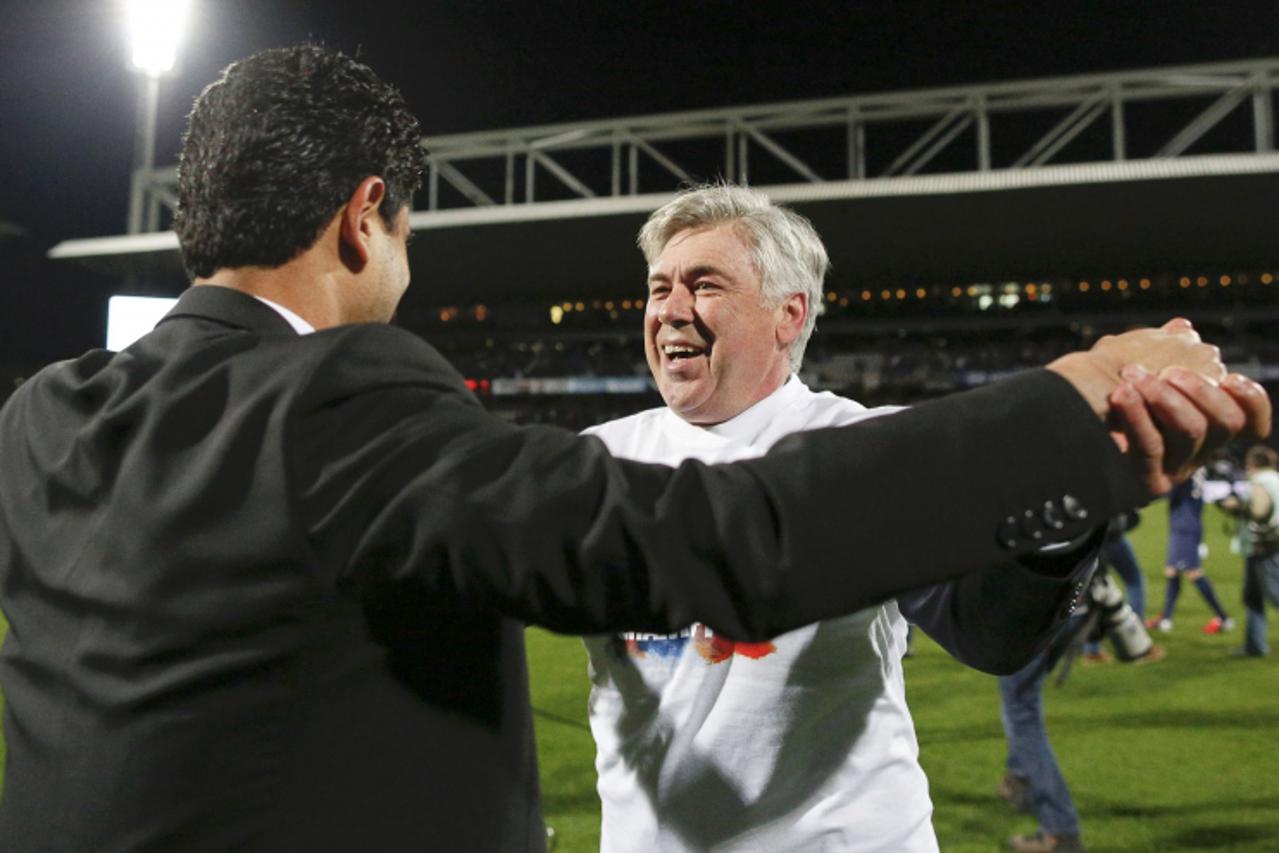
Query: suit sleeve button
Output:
[[998, 516, 1020, 550], [1041, 500, 1065, 530], [1019, 509, 1046, 541], [1062, 494, 1089, 521]]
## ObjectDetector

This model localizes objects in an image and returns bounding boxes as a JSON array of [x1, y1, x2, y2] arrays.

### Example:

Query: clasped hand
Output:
[[1050, 318, 1272, 497]]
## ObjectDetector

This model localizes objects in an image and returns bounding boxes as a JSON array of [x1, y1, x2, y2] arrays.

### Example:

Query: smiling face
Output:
[[644, 225, 805, 425]]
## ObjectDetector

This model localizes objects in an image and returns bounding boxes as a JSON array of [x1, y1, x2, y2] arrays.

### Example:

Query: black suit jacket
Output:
[[0, 285, 1143, 851]]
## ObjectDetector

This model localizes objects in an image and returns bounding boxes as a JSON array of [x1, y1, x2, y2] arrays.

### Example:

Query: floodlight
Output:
[[124, 0, 190, 232], [125, 0, 190, 78]]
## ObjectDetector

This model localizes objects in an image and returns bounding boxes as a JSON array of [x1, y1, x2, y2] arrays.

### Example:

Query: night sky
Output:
[[3, 0, 1279, 248]]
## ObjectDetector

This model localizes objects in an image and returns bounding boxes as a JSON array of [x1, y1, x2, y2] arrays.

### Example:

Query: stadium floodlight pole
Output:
[[124, 0, 189, 234]]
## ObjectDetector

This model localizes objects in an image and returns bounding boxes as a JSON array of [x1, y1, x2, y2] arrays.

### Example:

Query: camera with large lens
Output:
[[1082, 570, 1153, 661], [1047, 565, 1155, 682]]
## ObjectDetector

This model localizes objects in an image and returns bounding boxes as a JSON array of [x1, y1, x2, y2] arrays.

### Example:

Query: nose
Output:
[[658, 285, 694, 326]]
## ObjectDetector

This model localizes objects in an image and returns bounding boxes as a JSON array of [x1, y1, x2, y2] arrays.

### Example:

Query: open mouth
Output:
[[662, 344, 707, 360]]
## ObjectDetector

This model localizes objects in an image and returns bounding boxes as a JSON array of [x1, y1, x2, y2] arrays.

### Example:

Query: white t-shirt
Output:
[[582, 377, 938, 852]]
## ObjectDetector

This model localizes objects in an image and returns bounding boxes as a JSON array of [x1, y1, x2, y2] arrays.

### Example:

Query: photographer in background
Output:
[[997, 548, 1162, 853], [1081, 512, 1147, 663], [1219, 445, 1279, 657]]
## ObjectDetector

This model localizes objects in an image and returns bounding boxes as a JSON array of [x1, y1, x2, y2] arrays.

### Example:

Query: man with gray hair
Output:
[[582, 183, 1193, 850]]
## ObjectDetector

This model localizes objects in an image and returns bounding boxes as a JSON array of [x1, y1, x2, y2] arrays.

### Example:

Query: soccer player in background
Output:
[[1147, 468, 1235, 634]]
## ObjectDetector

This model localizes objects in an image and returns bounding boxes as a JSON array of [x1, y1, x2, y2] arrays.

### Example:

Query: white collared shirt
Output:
[[252, 295, 315, 335]]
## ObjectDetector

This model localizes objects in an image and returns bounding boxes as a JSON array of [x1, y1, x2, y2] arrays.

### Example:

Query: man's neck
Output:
[[194, 263, 343, 330]]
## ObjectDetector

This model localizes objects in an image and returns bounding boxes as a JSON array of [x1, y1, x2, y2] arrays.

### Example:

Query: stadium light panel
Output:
[[107, 295, 177, 351], [126, 0, 190, 77]]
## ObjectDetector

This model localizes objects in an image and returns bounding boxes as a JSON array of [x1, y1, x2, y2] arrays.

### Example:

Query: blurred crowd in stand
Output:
[[5, 322, 1276, 426], [415, 322, 1279, 426], [434, 335, 644, 382]]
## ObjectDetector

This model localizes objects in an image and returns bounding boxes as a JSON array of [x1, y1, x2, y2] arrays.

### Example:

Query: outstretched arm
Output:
[[905, 319, 1269, 672]]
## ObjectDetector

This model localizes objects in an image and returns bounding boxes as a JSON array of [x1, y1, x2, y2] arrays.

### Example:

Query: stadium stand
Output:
[[408, 270, 1279, 426]]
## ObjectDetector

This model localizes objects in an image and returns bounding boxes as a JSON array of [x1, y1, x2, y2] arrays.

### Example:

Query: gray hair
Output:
[[638, 183, 828, 372]]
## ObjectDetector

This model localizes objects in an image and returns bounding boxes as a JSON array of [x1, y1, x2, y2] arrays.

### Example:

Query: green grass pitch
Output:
[[0, 507, 1274, 850], [528, 504, 1279, 852]]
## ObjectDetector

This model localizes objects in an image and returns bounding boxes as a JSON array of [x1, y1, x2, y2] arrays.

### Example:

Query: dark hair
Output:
[[1247, 445, 1278, 469], [174, 45, 428, 279]]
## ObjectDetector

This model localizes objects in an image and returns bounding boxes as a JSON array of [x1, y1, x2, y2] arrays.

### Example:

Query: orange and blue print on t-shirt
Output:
[[616, 623, 776, 663]]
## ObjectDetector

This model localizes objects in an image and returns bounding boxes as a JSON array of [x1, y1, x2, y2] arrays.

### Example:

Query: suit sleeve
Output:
[[897, 537, 1102, 675], [290, 326, 1145, 641]]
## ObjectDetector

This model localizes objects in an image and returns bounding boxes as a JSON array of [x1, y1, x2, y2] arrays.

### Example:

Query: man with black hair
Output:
[[0, 45, 1268, 851]]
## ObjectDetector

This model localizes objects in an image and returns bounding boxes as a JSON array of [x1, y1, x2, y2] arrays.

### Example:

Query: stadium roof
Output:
[[49, 156, 1279, 309], [48, 57, 1279, 307]]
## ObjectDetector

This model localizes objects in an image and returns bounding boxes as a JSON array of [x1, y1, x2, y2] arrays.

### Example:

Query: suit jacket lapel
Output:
[[157, 285, 299, 336]]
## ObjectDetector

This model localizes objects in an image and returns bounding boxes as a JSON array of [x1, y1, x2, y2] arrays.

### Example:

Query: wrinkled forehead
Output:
[[650, 223, 760, 273]]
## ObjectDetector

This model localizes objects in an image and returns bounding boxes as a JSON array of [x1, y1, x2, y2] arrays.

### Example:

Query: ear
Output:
[[338, 176, 389, 270], [775, 291, 807, 349]]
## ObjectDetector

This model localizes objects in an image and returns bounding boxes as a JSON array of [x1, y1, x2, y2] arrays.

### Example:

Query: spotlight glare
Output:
[[126, 0, 191, 77]]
